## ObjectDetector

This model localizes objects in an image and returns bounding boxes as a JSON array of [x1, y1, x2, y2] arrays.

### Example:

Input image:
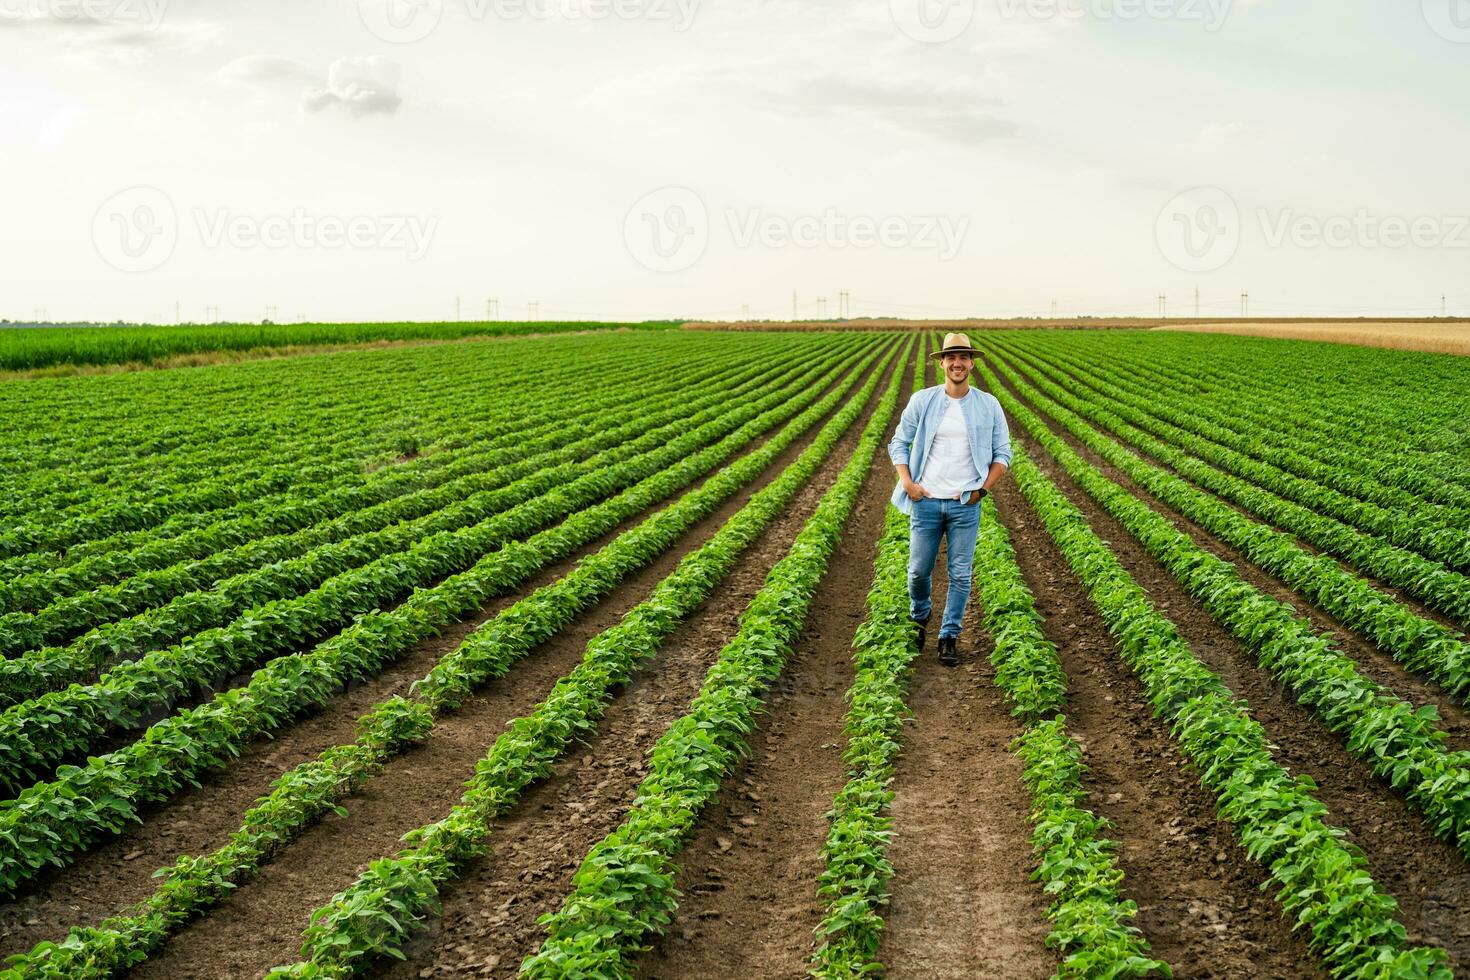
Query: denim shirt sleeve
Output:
[[991, 396, 1013, 467], [888, 389, 924, 467]]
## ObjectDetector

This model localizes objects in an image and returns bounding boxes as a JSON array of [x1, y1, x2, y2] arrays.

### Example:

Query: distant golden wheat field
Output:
[[1156, 321, 1470, 356]]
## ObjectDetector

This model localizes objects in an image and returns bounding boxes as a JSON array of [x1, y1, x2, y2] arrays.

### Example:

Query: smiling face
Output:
[[941, 351, 973, 384]]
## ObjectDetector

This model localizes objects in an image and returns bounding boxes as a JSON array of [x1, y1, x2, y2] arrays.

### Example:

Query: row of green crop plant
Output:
[[0, 346, 818, 649], [0, 343, 797, 612], [0, 340, 898, 898], [0, 334, 795, 565], [0, 351, 826, 701], [1, 344, 556, 528], [0, 319, 684, 371], [969, 501, 1168, 978], [808, 324, 927, 977], [983, 360, 1470, 869], [989, 340, 1470, 574], [0, 352, 555, 551], [0, 338, 911, 980], [1004, 333, 1470, 515], [1009, 443, 1449, 977], [0, 344, 874, 793], [1010, 331, 1470, 502], [976, 345, 1470, 626], [506, 357, 902, 980], [0, 339, 793, 581], [0, 336, 780, 579], [980, 350, 1470, 701]]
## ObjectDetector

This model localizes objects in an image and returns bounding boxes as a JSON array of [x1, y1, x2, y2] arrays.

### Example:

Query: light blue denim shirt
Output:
[[887, 385, 1013, 515]]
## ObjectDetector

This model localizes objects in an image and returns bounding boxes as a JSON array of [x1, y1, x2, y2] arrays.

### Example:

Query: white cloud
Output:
[[217, 54, 317, 88], [302, 56, 403, 117]]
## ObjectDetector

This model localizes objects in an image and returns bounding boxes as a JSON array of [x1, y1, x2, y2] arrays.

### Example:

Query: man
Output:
[[888, 333, 1012, 666]]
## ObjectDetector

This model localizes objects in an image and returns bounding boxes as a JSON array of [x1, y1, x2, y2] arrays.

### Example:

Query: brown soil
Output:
[[996, 346, 1470, 638], [1001, 403, 1470, 973], [989, 349, 1470, 724], [873, 558, 1057, 979], [351, 351, 903, 980], [0, 350, 882, 961], [991, 476, 1322, 979], [633, 392, 903, 979], [120, 347, 902, 979]]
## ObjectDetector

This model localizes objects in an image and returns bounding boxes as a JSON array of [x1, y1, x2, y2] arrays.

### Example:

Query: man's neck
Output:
[[943, 379, 970, 398]]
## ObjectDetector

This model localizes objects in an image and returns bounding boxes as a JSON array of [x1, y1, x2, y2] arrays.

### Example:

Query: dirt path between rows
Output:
[[986, 355, 1470, 746], [0, 354, 880, 962], [874, 553, 1057, 980], [633, 365, 910, 979], [997, 349, 1470, 639], [119, 350, 901, 980], [1004, 409, 1470, 973], [359, 351, 901, 980], [992, 474, 1321, 979]]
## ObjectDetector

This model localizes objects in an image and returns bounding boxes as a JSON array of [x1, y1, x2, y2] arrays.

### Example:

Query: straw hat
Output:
[[929, 332, 981, 360]]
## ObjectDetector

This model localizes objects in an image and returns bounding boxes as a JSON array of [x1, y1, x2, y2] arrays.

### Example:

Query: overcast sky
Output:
[[3, 0, 1467, 324]]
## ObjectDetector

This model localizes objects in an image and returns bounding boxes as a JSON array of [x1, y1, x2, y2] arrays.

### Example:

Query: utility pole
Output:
[[838, 290, 850, 319], [1157, 294, 1166, 319], [455, 296, 461, 322], [1194, 285, 1200, 318], [792, 289, 797, 321], [1240, 292, 1249, 318], [265, 305, 277, 322], [1443, 294, 1447, 317], [1050, 299, 1058, 318], [528, 301, 539, 320], [741, 303, 749, 320], [816, 297, 827, 318], [175, 300, 180, 324]]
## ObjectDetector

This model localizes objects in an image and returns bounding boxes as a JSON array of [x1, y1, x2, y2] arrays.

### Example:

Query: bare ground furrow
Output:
[[1004, 417, 1470, 974], [120, 369, 884, 980], [993, 365, 1470, 744], [331, 356, 898, 980], [0, 365, 864, 962], [633, 408, 899, 980], [874, 552, 1056, 980], [1004, 349, 1468, 638]]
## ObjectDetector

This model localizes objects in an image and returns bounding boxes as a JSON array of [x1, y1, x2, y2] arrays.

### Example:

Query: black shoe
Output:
[[938, 636, 959, 667], [911, 617, 930, 650]]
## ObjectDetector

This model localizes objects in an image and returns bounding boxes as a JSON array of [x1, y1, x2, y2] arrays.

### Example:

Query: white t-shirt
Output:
[[922, 396, 980, 499]]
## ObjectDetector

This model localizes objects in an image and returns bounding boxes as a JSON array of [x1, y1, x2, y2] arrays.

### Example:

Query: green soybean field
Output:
[[1, 326, 1468, 980]]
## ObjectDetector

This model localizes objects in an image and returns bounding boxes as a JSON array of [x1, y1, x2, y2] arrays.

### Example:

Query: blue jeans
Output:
[[908, 495, 982, 639]]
